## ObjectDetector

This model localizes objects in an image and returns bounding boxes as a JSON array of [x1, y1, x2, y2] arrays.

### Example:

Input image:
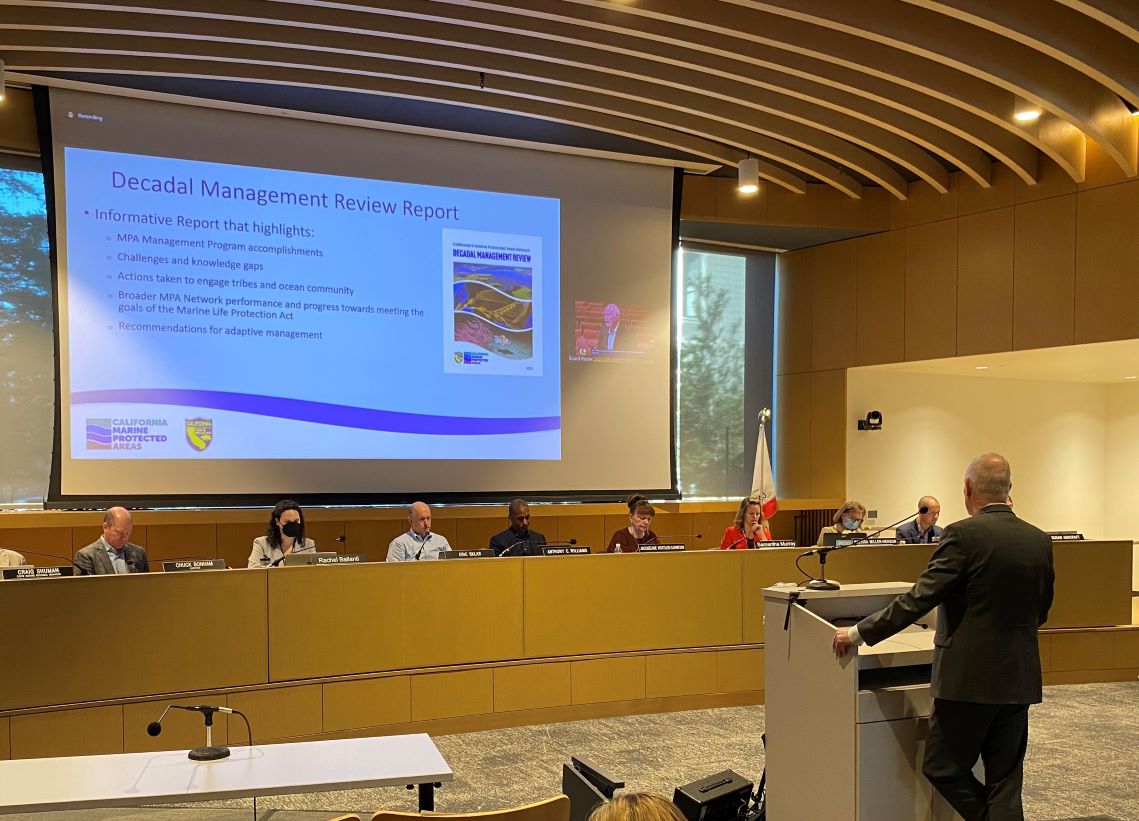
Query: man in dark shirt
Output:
[[489, 499, 547, 556], [833, 453, 1054, 821]]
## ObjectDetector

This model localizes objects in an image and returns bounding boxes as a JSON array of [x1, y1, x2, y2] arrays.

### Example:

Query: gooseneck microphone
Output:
[[146, 704, 251, 762], [11, 549, 83, 570]]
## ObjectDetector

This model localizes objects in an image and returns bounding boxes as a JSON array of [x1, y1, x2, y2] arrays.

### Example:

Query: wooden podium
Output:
[[763, 582, 956, 821]]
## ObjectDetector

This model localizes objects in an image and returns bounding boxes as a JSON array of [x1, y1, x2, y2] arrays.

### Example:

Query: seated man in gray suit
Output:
[[75, 506, 149, 574], [896, 495, 944, 543]]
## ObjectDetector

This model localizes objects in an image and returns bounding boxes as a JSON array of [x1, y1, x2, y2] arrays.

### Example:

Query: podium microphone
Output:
[[798, 507, 928, 591]]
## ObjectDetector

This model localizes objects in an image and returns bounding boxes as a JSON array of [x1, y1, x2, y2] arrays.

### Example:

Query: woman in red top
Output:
[[720, 496, 771, 549]]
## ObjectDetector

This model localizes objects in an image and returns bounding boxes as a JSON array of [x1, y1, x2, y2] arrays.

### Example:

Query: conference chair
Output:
[[371, 794, 570, 821]]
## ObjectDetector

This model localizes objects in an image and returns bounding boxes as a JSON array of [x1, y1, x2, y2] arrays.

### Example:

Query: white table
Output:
[[0, 734, 453, 814]]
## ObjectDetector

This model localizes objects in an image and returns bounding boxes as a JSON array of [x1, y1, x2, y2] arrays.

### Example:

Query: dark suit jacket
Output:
[[857, 504, 1054, 704], [75, 540, 150, 575], [600, 323, 631, 352], [488, 528, 547, 557], [896, 520, 945, 543]]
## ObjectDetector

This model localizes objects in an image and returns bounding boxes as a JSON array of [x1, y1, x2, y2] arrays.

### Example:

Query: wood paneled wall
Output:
[[772, 148, 1139, 498]]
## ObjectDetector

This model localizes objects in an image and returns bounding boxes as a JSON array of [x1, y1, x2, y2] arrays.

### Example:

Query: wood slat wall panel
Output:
[[904, 219, 958, 361], [227, 685, 323, 743], [811, 242, 858, 371], [10, 706, 123, 760], [956, 207, 1015, 356], [493, 663, 573, 713], [854, 231, 906, 366], [1013, 195, 1077, 350], [1074, 182, 1139, 344], [322, 676, 411, 733]]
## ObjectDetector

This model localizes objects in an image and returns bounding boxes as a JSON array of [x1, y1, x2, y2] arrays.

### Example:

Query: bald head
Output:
[[508, 499, 531, 535], [102, 506, 133, 549], [408, 501, 432, 536], [964, 453, 1012, 514], [917, 496, 940, 529]]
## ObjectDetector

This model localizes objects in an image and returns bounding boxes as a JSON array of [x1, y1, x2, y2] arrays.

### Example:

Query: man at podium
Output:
[[832, 453, 1054, 821]]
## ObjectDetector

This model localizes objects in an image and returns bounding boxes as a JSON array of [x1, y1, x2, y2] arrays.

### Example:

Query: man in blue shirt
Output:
[[75, 506, 149, 574], [386, 501, 452, 561]]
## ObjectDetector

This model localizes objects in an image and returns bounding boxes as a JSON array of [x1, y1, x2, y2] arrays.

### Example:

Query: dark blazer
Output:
[[857, 504, 1053, 704], [896, 520, 945, 543], [600, 323, 631, 352], [75, 540, 150, 575], [488, 528, 547, 557]]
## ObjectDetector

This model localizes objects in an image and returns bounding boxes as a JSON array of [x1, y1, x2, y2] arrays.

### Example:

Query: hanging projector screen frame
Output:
[[38, 84, 682, 508]]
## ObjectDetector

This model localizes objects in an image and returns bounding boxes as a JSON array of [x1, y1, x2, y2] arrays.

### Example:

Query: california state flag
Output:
[[751, 415, 778, 520]]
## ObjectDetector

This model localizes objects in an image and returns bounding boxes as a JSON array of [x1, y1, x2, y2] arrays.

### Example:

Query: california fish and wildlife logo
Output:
[[86, 418, 113, 450], [185, 418, 213, 452]]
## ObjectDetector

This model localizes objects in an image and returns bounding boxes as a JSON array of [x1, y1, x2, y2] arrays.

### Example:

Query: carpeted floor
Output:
[[3, 681, 1136, 821]]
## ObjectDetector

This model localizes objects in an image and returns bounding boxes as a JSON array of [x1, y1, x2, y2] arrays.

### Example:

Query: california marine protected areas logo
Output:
[[85, 418, 113, 450], [185, 418, 213, 452]]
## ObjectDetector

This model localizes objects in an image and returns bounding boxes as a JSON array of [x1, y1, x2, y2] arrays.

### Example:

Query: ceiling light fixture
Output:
[[1013, 108, 1041, 123], [737, 157, 759, 194], [1126, 375, 1137, 380], [975, 365, 989, 371]]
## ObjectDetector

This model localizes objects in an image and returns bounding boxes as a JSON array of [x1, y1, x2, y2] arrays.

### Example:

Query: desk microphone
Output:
[[653, 532, 703, 544], [146, 704, 251, 762], [542, 539, 578, 547], [500, 537, 538, 557], [11, 549, 83, 570]]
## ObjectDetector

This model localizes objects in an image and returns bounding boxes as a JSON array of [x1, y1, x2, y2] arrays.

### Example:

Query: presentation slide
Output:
[[64, 147, 560, 461], [48, 88, 676, 500]]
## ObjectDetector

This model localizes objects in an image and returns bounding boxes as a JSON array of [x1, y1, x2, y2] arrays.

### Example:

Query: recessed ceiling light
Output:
[[975, 365, 989, 371], [1126, 375, 1137, 380], [1014, 109, 1041, 123]]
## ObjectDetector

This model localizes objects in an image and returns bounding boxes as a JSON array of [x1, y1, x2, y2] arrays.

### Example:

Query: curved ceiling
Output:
[[2, 0, 1137, 199]]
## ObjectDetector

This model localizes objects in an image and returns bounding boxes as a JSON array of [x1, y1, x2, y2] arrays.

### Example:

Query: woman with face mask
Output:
[[816, 500, 868, 546], [248, 499, 317, 567]]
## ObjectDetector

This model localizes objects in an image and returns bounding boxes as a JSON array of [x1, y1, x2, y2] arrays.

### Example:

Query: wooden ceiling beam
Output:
[[0, 24, 918, 195]]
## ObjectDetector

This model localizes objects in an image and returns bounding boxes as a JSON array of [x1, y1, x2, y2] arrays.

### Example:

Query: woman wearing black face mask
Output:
[[247, 499, 317, 567]]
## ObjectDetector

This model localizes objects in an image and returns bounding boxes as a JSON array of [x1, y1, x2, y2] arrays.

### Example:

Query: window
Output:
[[0, 163, 52, 505]]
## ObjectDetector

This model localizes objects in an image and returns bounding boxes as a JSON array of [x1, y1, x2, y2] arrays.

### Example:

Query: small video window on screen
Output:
[[570, 300, 653, 362]]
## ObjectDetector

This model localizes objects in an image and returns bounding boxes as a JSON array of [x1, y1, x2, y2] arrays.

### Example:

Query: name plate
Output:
[[638, 543, 686, 553], [540, 545, 592, 556], [836, 537, 900, 547], [763, 540, 798, 548], [2, 566, 75, 580], [441, 549, 495, 559], [162, 559, 226, 572], [312, 553, 363, 564], [1049, 533, 1084, 541]]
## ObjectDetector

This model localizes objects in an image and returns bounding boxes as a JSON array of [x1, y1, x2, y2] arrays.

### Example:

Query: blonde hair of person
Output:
[[733, 496, 768, 530], [588, 793, 687, 821]]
